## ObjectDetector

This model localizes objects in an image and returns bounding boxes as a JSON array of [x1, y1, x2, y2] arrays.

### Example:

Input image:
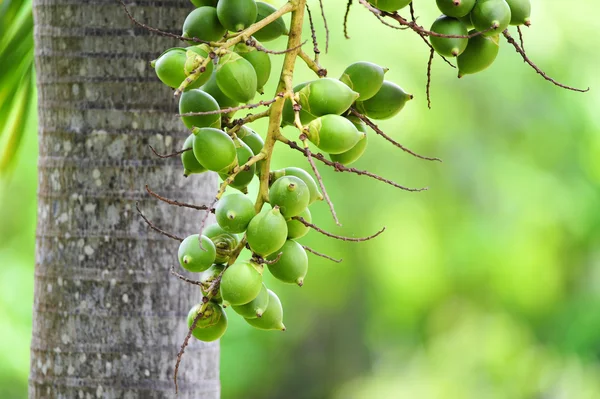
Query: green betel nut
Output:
[[203, 225, 239, 264], [505, 0, 531, 26], [182, 7, 226, 43], [435, 0, 476, 18], [220, 260, 263, 306], [215, 193, 256, 234], [272, 167, 322, 204], [367, 0, 412, 12], [245, 289, 285, 331], [268, 176, 310, 218], [298, 78, 359, 116], [187, 302, 228, 342], [217, 0, 257, 32], [199, 264, 226, 301], [153, 48, 207, 90], [232, 283, 270, 318], [339, 62, 388, 101], [216, 52, 258, 103], [430, 16, 469, 58], [218, 140, 256, 190], [181, 134, 207, 176], [330, 133, 368, 166], [246, 206, 288, 257], [201, 70, 240, 116], [306, 114, 364, 155], [267, 240, 308, 286], [237, 126, 264, 155], [234, 41, 271, 93], [192, 128, 237, 172], [178, 89, 221, 129], [281, 81, 316, 127], [183, 44, 214, 86], [354, 81, 413, 120], [286, 208, 311, 239], [178, 234, 216, 273], [253, 2, 288, 42], [457, 32, 500, 77], [470, 0, 512, 36]]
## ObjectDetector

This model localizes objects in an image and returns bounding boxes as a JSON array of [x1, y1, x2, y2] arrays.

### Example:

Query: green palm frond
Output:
[[0, 0, 35, 174]]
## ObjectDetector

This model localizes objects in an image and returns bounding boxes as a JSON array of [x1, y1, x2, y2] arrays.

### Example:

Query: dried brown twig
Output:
[[293, 216, 385, 242]]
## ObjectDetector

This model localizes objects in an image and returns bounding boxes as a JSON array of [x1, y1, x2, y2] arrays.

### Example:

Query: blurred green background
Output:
[[1, 0, 599, 398]]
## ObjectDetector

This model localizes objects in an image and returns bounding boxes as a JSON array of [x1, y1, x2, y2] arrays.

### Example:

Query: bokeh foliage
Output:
[[1, 1, 599, 398]]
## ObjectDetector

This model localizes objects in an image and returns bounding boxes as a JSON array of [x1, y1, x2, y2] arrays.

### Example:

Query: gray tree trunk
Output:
[[29, 1, 220, 397]]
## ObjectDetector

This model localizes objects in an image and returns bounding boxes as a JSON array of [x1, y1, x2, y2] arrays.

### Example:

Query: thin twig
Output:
[[517, 26, 525, 53], [224, 109, 271, 131], [317, 0, 329, 52], [293, 216, 385, 242], [179, 97, 280, 117], [503, 30, 588, 93], [145, 185, 215, 212], [255, 252, 283, 265], [350, 109, 442, 162], [149, 145, 190, 159], [174, 309, 203, 393], [305, 4, 321, 63], [343, 0, 352, 39], [246, 38, 307, 55], [135, 202, 183, 242], [170, 265, 203, 287], [303, 246, 342, 263], [426, 48, 434, 109]]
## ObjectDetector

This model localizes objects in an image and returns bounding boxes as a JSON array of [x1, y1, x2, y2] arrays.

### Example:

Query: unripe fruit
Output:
[[218, 140, 256, 190], [269, 176, 310, 218], [178, 234, 216, 273], [216, 52, 258, 103], [459, 13, 474, 29], [457, 32, 500, 77], [354, 81, 413, 120], [246, 206, 288, 257], [184, 44, 214, 86], [253, 2, 289, 42], [203, 225, 240, 264], [298, 78, 359, 116], [430, 16, 469, 58], [179, 89, 221, 130], [505, 0, 531, 26], [272, 167, 322, 204], [181, 134, 207, 177], [220, 260, 263, 306], [470, 0, 511, 36], [306, 114, 364, 155], [237, 126, 264, 155], [215, 193, 256, 233], [153, 47, 212, 90], [235, 41, 272, 93], [339, 62, 388, 101], [201, 70, 240, 114], [267, 240, 308, 286], [367, 0, 411, 12], [329, 117, 368, 165], [281, 81, 317, 127], [232, 283, 269, 318], [199, 264, 225, 301], [182, 7, 226, 43], [187, 302, 228, 341], [217, 0, 257, 32], [192, 128, 237, 172], [245, 289, 285, 331], [191, 0, 217, 6], [435, 0, 476, 18], [286, 208, 311, 239]]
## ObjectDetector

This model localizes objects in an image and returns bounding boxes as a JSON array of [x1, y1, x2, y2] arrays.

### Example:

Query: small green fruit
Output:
[[220, 260, 263, 306], [235, 41, 272, 93], [182, 7, 226, 43], [306, 114, 364, 154], [232, 283, 270, 318], [187, 302, 228, 341], [470, 0, 511, 36], [298, 78, 359, 116], [354, 81, 413, 120], [272, 167, 322, 204], [199, 264, 226, 302], [217, 0, 257, 32], [267, 240, 308, 286], [246, 206, 288, 257], [430, 16, 469, 57], [459, 13, 474, 29], [253, 2, 288, 42], [245, 289, 285, 331], [339, 62, 388, 101], [286, 208, 311, 239], [237, 126, 264, 155], [435, 0, 476, 18], [269, 176, 310, 218], [457, 32, 500, 77], [181, 134, 207, 176], [191, 0, 217, 6], [154, 48, 206, 90], [178, 234, 216, 273], [201, 70, 240, 115], [281, 81, 317, 127], [183, 44, 214, 87], [329, 122, 368, 166], [192, 128, 237, 172], [216, 52, 258, 103], [179, 89, 221, 130], [505, 0, 531, 26], [367, 0, 411, 12], [215, 193, 256, 233], [203, 225, 239, 264], [218, 140, 256, 190]]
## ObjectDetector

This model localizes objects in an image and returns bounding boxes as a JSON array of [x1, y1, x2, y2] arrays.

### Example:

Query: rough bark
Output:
[[29, 1, 220, 397]]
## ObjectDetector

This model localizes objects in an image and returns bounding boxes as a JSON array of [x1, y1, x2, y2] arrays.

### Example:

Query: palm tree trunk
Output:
[[29, 1, 220, 397]]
